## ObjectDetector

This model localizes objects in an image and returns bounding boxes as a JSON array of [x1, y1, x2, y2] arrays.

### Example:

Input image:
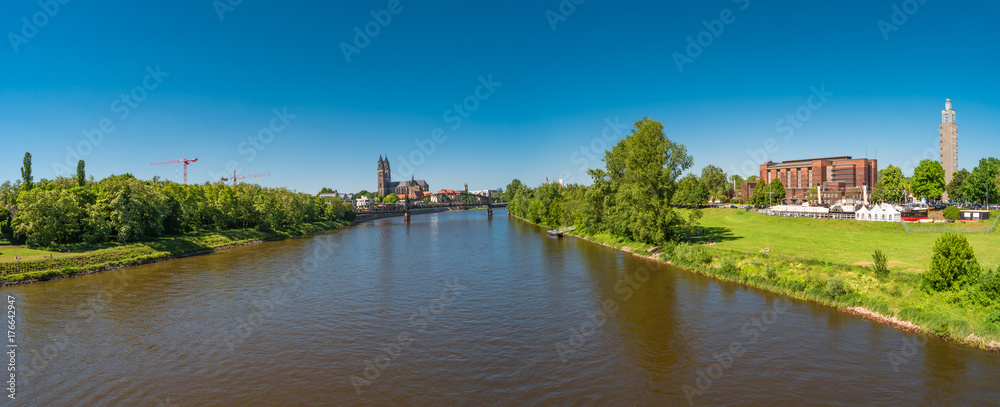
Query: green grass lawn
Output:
[[689, 209, 1000, 273]]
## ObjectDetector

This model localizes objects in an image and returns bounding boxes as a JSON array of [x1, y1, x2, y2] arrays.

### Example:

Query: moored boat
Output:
[[900, 207, 929, 222]]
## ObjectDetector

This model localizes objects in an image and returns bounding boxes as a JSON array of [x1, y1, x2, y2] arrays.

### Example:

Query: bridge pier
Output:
[[487, 199, 493, 218], [404, 199, 411, 222]]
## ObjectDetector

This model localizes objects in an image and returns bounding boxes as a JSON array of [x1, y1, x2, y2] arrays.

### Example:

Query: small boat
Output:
[[546, 229, 562, 238], [900, 207, 929, 222]]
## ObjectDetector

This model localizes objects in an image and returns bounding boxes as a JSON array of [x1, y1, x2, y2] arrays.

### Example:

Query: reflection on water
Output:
[[7, 209, 999, 406]]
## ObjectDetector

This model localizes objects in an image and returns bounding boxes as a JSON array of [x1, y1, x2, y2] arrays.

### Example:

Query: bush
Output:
[[942, 206, 961, 221], [765, 265, 777, 279], [980, 267, 1000, 297], [826, 277, 847, 298], [719, 260, 739, 276], [987, 310, 1000, 325], [871, 249, 889, 278], [922, 233, 981, 292], [674, 244, 713, 265]]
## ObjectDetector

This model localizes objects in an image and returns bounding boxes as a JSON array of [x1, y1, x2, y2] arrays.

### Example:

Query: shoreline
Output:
[[0, 220, 353, 287], [509, 213, 1000, 353]]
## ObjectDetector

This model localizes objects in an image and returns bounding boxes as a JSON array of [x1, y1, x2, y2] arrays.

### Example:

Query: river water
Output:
[[7, 209, 999, 406]]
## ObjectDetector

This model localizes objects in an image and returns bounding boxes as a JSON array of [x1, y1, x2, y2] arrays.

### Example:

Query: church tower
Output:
[[940, 98, 958, 197], [377, 155, 392, 195]]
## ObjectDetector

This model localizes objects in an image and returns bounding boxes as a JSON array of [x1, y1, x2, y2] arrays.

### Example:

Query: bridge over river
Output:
[[353, 192, 507, 222]]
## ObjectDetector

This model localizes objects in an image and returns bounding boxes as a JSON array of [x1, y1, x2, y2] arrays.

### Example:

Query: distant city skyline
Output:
[[1, 1, 998, 194]]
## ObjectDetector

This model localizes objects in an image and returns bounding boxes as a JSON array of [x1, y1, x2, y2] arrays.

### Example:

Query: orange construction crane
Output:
[[221, 170, 270, 186], [151, 158, 199, 184]]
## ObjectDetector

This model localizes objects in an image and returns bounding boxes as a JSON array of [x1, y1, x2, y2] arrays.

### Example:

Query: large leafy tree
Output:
[[20, 152, 33, 192], [911, 159, 945, 201], [963, 157, 1000, 205], [13, 189, 86, 246], [90, 175, 170, 242], [503, 179, 527, 203], [583, 118, 694, 245], [674, 174, 707, 205], [383, 193, 400, 203], [872, 165, 907, 203], [700, 165, 727, 202], [946, 168, 970, 202]]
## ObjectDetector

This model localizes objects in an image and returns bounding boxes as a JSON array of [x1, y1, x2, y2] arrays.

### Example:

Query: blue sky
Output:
[[1, 0, 998, 194]]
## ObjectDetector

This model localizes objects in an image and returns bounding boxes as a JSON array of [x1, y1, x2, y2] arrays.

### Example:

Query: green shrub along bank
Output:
[[0, 219, 351, 284]]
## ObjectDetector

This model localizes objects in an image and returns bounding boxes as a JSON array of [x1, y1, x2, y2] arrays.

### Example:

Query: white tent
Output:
[[880, 203, 901, 222], [869, 205, 885, 222], [855, 206, 870, 221]]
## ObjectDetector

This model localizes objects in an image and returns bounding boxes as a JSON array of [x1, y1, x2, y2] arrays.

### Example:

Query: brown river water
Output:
[[5, 209, 999, 406]]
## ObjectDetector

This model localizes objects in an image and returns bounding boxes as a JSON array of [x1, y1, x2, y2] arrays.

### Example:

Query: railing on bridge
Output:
[[353, 193, 506, 222]]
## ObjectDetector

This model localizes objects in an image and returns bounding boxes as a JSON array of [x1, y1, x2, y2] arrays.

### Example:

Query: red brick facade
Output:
[[757, 156, 877, 204]]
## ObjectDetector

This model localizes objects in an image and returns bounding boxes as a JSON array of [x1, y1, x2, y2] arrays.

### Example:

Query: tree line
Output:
[[873, 158, 999, 204], [1, 153, 354, 247], [506, 118, 701, 246]]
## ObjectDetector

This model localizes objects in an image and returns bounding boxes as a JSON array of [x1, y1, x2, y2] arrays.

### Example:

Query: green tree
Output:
[[700, 165, 727, 202], [13, 189, 86, 246], [384, 193, 400, 203], [729, 174, 746, 201], [872, 165, 907, 203], [963, 158, 1000, 205], [584, 118, 694, 245], [20, 152, 33, 191], [76, 160, 86, 187], [90, 175, 170, 242], [946, 169, 969, 202], [911, 159, 945, 201], [922, 233, 980, 292], [806, 186, 818, 201], [768, 178, 786, 205], [748, 182, 766, 205], [0, 181, 19, 207], [674, 174, 707, 205], [503, 179, 527, 203], [318, 187, 334, 195]]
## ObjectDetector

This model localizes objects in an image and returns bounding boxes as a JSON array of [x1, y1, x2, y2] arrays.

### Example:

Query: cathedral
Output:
[[377, 156, 430, 198]]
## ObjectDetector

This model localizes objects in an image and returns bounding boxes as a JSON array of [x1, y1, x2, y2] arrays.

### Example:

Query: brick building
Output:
[[757, 156, 878, 204]]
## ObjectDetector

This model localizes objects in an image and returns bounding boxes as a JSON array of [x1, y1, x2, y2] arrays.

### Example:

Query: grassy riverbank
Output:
[[512, 210, 1000, 351], [0, 219, 352, 285]]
